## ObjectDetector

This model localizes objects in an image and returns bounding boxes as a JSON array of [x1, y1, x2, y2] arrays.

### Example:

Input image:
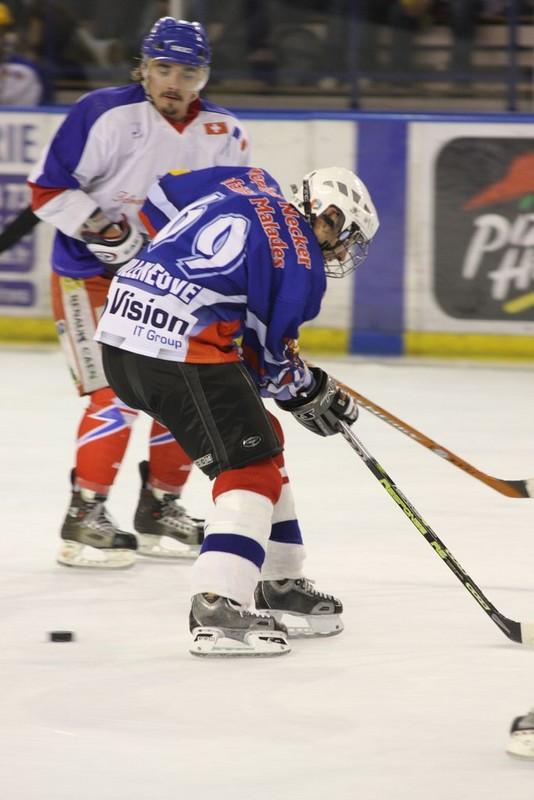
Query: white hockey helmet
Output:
[[292, 167, 379, 277]]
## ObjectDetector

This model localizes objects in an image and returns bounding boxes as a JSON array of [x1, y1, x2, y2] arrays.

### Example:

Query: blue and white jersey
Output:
[[95, 166, 326, 399], [28, 83, 249, 278]]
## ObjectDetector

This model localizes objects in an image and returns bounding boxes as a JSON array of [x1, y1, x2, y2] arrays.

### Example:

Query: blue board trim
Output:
[[11, 105, 534, 124], [353, 118, 407, 356]]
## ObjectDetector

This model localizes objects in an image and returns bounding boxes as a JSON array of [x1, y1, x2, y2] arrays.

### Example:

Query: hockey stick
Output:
[[334, 379, 534, 499], [0, 206, 40, 253], [337, 420, 534, 645]]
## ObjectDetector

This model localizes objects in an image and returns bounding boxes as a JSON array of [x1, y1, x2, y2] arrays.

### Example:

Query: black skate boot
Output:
[[507, 709, 534, 759], [133, 461, 204, 559], [254, 578, 343, 638], [189, 593, 290, 658], [58, 471, 137, 569]]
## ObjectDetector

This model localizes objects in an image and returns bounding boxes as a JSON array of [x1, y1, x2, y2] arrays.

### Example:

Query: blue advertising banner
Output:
[[0, 174, 36, 307]]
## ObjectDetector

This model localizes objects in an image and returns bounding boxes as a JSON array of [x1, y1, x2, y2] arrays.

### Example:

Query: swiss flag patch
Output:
[[204, 122, 229, 135]]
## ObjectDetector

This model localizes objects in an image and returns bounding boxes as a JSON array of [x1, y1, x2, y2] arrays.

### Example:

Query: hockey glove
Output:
[[81, 214, 144, 273], [275, 367, 358, 437]]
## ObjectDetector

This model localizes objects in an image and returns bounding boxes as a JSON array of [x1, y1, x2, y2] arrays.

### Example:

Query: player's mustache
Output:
[[161, 91, 183, 100]]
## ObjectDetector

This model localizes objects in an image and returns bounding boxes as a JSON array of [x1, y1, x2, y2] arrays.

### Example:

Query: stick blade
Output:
[[497, 617, 534, 646], [502, 479, 534, 498], [520, 623, 534, 646]]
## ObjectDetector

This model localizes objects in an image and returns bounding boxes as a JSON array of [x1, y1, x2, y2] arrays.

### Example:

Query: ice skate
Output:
[[254, 578, 344, 638], [506, 709, 534, 759], [58, 481, 137, 569], [189, 593, 290, 657], [133, 461, 204, 559]]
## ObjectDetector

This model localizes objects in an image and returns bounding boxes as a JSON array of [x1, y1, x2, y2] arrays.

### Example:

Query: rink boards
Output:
[[0, 107, 533, 358]]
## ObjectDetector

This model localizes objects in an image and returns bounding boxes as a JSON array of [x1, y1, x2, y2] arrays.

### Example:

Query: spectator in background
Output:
[[197, 0, 335, 87], [358, 1, 486, 80], [269, 0, 336, 87], [435, 1, 504, 77], [0, 2, 48, 105], [191, 1, 260, 84], [18, 0, 93, 83], [446, 2, 511, 76], [390, 0, 506, 79], [391, 0, 434, 70], [82, 0, 170, 64], [392, 0, 436, 75], [357, 0, 433, 75], [447, 1, 479, 74]]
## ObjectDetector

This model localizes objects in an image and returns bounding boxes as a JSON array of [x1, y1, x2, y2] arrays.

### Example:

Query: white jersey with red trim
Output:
[[27, 83, 249, 278]]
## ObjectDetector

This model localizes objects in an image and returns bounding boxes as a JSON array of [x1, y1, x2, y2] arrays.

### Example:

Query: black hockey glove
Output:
[[81, 214, 144, 274], [275, 367, 358, 437]]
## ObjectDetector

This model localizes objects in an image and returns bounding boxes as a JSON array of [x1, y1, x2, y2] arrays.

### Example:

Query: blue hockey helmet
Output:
[[142, 17, 211, 67]]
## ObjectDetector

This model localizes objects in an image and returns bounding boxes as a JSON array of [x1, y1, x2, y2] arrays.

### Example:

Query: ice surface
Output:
[[1, 346, 534, 799]]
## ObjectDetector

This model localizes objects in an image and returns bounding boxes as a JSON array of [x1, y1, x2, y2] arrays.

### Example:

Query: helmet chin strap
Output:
[[302, 179, 316, 227]]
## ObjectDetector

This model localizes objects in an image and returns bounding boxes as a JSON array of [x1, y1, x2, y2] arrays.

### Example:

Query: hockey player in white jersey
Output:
[[27, 17, 250, 569], [96, 164, 379, 656]]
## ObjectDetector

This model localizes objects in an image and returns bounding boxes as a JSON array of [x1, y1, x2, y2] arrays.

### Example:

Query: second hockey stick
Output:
[[334, 379, 534, 499], [337, 420, 534, 646]]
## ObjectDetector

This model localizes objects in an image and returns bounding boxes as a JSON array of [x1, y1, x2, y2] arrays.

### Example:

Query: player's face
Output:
[[146, 60, 202, 120], [313, 205, 348, 262]]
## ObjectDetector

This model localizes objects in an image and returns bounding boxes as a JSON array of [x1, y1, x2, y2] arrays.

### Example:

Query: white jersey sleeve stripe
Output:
[[32, 187, 98, 237]]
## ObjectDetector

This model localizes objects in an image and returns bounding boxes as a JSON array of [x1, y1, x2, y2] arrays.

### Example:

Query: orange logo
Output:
[[463, 153, 534, 209]]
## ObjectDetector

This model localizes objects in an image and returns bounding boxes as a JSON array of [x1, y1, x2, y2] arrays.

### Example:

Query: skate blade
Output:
[[136, 534, 200, 560], [189, 626, 291, 658], [57, 541, 136, 570], [506, 732, 534, 759], [269, 610, 344, 638]]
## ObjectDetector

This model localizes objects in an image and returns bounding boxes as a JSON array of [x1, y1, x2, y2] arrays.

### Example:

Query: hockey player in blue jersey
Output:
[[96, 164, 379, 657]]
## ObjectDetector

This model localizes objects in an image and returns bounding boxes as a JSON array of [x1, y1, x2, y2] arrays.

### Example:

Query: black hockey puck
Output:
[[48, 631, 74, 642]]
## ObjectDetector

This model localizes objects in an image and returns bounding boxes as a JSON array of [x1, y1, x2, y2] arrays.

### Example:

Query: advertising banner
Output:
[[406, 120, 534, 356], [0, 175, 35, 308], [0, 111, 63, 323], [435, 137, 534, 322], [2, 108, 534, 357]]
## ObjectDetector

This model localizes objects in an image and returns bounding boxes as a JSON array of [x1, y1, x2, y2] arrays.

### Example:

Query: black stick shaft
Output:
[[0, 206, 40, 253], [337, 421, 525, 644]]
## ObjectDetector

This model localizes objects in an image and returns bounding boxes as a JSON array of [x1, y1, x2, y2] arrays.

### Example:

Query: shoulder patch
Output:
[[204, 122, 229, 135]]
